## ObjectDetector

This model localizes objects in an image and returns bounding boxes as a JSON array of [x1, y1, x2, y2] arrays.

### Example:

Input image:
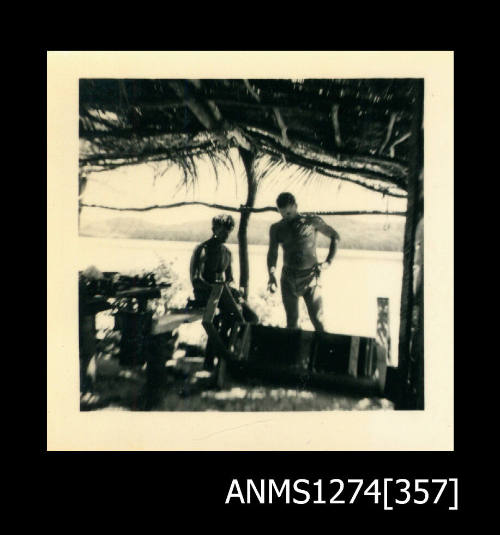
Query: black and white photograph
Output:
[[47, 52, 453, 451]]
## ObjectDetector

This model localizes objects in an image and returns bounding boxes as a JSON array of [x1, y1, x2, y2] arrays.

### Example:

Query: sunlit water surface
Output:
[[79, 237, 403, 364]]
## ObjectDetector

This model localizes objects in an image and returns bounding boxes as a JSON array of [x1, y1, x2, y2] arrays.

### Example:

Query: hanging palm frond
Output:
[[80, 78, 419, 196]]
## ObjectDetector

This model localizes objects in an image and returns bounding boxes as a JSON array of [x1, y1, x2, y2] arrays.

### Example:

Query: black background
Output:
[[41, 47, 467, 521]]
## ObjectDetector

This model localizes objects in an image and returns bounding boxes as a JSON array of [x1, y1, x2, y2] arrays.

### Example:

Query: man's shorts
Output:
[[281, 265, 321, 298]]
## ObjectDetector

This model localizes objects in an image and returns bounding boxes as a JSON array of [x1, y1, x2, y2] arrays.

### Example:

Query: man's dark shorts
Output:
[[280, 265, 321, 297]]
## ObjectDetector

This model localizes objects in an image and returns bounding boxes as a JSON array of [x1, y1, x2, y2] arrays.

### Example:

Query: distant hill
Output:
[[80, 215, 405, 251]]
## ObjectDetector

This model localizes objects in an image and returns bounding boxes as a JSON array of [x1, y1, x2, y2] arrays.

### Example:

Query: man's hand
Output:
[[268, 273, 278, 293], [317, 261, 332, 274]]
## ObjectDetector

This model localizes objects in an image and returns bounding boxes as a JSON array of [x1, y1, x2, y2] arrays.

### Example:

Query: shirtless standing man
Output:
[[267, 192, 340, 331]]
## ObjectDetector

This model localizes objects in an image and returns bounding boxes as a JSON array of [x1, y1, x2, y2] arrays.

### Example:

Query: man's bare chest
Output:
[[277, 219, 316, 246]]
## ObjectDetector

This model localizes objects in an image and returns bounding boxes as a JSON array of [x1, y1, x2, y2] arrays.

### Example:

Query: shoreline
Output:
[[79, 235, 404, 261]]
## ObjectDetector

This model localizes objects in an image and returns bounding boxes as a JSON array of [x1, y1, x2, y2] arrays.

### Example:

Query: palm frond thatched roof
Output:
[[79, 78, 422, 197]]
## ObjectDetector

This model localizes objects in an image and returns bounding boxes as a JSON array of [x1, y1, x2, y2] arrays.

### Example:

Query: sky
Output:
[[80, 149, 407, 228]]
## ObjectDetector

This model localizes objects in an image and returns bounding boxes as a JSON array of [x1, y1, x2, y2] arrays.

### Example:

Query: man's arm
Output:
[[267, 224, 279, 272], [190, 244, 212, 290], [267, 224, 279, 292], [225, 250, 246, 303], [313, 216, 340, 265], [225, 249, 234, 285]]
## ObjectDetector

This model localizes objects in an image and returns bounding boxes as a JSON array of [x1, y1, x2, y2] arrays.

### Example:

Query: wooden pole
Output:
[[80, 201, 406, 217], [78, 171, 87, 231], [237, 148, 257, 299], [396, 80, 424, 410], [411, 215, 424, 409]]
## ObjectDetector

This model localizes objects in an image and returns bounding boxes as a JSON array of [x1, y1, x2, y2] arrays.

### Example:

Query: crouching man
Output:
[[189, 214, 258, 368]]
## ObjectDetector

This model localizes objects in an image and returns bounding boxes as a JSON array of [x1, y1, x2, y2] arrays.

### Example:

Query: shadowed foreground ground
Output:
[[79, 255, 400, 413], [81, 349, 394, 412]]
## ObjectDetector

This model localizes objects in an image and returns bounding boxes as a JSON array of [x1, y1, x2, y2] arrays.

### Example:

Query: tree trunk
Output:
[[396, 80, 424, 410], [410, 216, 424, 409], [237, 148, 257, 299]]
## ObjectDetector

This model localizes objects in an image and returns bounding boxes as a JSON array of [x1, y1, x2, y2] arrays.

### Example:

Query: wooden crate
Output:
[[200, 284, 390, 396]]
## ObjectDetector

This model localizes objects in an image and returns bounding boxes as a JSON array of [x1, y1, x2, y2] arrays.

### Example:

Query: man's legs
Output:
[[204, 336, 216, 370], [229, 287, 259, 324], [241, 302, 259, 324], [281, 275, 299, 328], [303, 284, 325, 332]]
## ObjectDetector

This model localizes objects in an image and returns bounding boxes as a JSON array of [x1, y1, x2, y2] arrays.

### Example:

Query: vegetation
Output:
[[80, 214, 405, 252]]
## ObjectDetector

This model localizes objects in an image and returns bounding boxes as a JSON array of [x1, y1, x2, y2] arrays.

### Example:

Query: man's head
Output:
[[212, 214, 235, 242], [276, 192, 298, 221]]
